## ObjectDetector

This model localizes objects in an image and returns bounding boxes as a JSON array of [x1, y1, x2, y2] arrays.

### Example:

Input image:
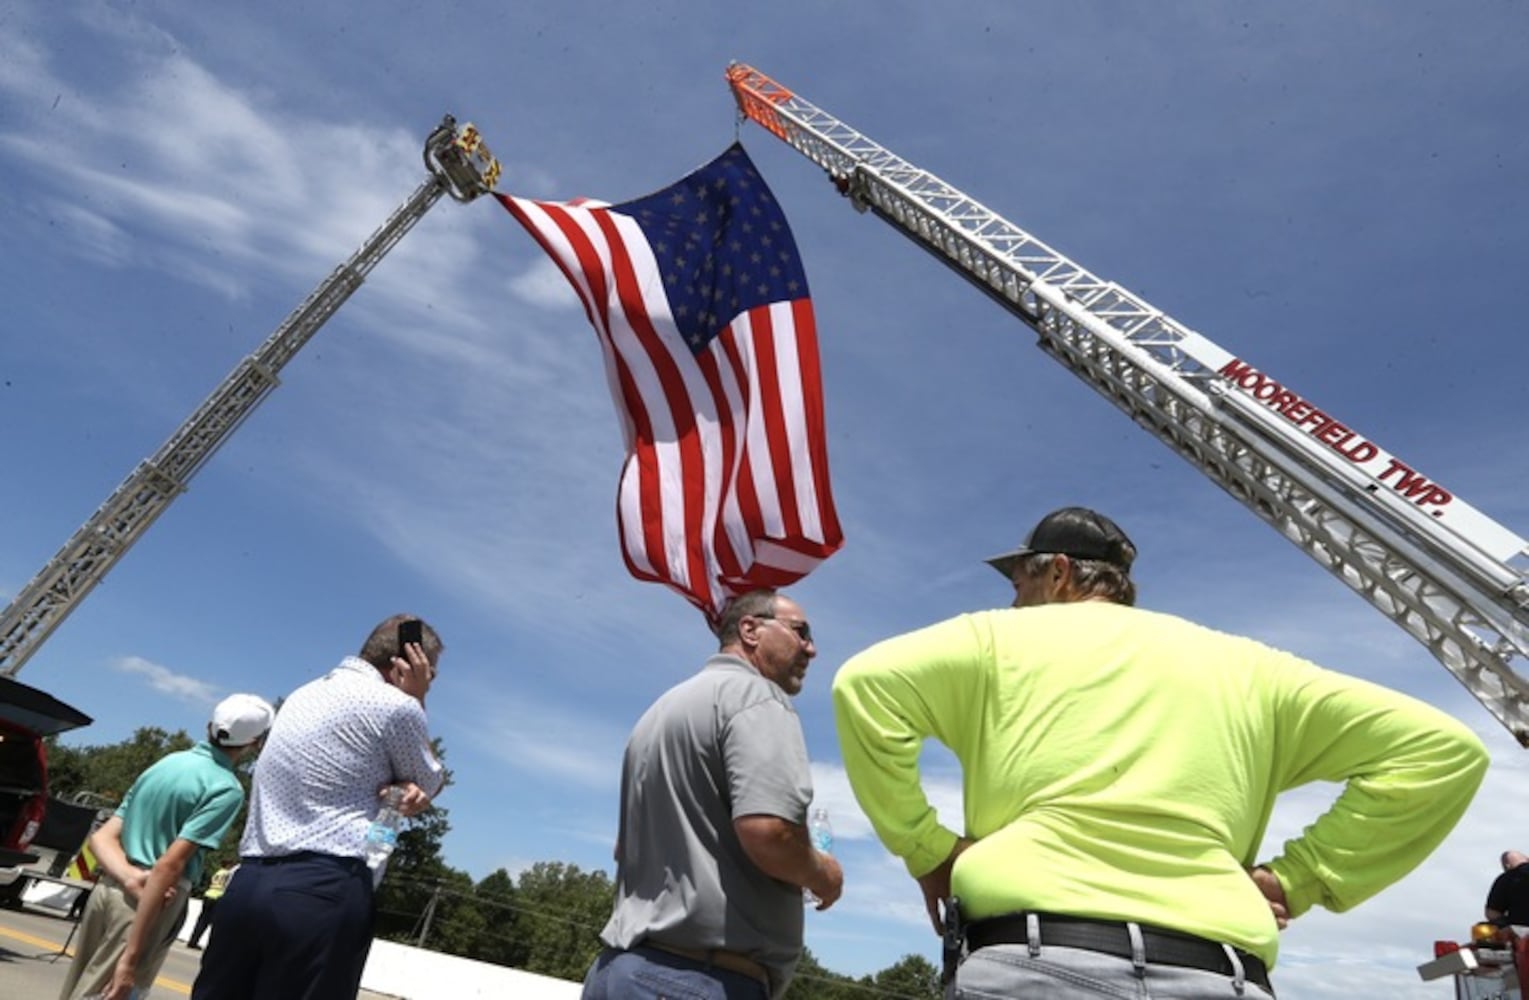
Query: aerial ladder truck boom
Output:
[[726, 63, 1529, 743], [0, 116, 500, 679]]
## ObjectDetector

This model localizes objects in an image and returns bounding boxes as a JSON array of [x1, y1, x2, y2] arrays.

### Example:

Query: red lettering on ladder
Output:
[[1217, 359, 1455, 513], [1215, 359, 1381, 471], [1379, 459, 1454, 508], [1218, 358, 1255, 382]]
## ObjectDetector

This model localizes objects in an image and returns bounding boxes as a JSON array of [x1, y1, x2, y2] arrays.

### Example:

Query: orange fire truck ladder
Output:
[[0, 117, 500, 678], [726, 63, 1529, 744]]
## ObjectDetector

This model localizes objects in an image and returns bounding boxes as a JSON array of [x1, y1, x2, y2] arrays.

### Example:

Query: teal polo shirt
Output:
[[117, 741, 245, 886]]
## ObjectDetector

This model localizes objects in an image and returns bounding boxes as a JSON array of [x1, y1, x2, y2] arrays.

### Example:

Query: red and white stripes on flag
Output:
[[496, 144, 842, 620]]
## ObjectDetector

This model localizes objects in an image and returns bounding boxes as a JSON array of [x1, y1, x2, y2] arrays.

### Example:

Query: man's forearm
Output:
[[833, 622, 976, 878], [1262, 711, 1487, 917], [118, 842, 194, 974], [120, 856, 186, 965], [119, 874, 169, 966], [734, 815, 831, 893], [89, 819, 141, 888]]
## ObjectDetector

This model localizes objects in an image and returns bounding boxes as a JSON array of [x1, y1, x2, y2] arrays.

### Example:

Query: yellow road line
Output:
[[0, 924, 192, 995], [149, 971, 194, 995], [0, 922, 66, 952]]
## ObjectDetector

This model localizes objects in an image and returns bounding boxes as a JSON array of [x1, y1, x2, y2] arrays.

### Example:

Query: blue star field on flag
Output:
[[614, 143, 810, 355]]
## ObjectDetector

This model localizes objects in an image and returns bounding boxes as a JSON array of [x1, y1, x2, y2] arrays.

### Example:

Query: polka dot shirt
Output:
[[240, 657, 444, 859]]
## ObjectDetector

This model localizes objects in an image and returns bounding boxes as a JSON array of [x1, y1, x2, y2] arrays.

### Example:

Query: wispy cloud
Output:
[[457, 692, 628, 791], [111, 655, 221, 705], [809, 760, 963, 844], [508, 257, 585, 311], [0, 30, 433, 306]]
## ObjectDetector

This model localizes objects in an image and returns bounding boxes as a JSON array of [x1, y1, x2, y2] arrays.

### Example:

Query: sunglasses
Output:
[[755, 615, 813, 643]]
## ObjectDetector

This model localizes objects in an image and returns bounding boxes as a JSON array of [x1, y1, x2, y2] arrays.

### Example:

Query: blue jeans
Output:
[[582, 946, 771, 1000], [952, 943, 1276, 999]]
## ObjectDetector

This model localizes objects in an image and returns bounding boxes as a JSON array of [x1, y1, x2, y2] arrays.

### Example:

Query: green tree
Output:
[[512, 861, 614, 980], [783, 946, 858, 1000], [463, 868, 522, 966], [868, 954, 941, 1000], [377, 868, 478, 952], [46, 727, 195, 806]]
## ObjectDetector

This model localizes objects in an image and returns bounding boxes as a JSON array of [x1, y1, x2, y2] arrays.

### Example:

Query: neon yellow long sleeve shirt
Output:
[[832, 602, 1488, 965]]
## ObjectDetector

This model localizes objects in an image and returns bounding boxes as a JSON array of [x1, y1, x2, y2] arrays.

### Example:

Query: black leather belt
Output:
[[965, 913, 1273, 993]]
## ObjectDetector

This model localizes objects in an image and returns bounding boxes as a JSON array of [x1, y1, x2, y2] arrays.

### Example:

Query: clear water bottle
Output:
[[803, 806, 833, 905], [364, 786, 405, 883]]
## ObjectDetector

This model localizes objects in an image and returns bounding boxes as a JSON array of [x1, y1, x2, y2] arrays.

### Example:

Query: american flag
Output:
[[497, 144, 842, 620]]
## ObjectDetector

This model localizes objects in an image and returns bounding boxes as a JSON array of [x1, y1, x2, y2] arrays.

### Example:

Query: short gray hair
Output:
[[714, 590, 778, 646], [1016, 552, 1136, 606]]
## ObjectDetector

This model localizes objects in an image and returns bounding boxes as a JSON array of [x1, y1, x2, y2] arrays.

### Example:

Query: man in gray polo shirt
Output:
[[583, 588, 843, 1000]]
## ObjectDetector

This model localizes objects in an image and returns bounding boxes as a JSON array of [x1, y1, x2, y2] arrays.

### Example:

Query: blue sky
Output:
[[2, 2, 1527, 995]]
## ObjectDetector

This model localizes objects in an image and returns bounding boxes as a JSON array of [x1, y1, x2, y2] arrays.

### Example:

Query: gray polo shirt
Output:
[[600, 653, 814, 997]]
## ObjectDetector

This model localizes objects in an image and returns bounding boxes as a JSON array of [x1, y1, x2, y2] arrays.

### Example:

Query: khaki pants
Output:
[[58, 873, 191, 1000]]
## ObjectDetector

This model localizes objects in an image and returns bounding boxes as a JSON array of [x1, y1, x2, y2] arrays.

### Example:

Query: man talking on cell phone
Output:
[[191, 614, 445, 1000]]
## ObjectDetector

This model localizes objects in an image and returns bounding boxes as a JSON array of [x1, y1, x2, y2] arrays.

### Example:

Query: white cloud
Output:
[[459, 693, 627, 791], [810, 758, 964, 845], [111, 655, 221, 705], [508, 257, 585, 311], [0, 34, 431, 306]]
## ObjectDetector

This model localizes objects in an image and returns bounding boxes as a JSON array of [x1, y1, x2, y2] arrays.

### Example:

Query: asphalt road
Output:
[[0, 902, 397, 998]]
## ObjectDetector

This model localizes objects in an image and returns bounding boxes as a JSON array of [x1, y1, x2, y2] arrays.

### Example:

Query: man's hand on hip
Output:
[[916, 838, 975, 936], [1249, 866, 1290, 929]]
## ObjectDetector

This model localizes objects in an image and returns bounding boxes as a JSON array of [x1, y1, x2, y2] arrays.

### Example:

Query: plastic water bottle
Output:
[[364, 786, 405, 883], [803, 806, 833, 905]]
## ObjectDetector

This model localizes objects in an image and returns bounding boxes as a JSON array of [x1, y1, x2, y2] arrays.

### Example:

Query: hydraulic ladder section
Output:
[[726, 63, 1529, 744], [0, 116, 501, 678]]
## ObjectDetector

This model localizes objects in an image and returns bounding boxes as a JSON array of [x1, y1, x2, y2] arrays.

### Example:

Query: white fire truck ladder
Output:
[[0, 116, 501, 678], [726, 63, 1529, 744]]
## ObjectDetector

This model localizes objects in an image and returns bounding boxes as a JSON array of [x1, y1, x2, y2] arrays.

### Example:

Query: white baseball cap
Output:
[[210, 693, 275, 747]]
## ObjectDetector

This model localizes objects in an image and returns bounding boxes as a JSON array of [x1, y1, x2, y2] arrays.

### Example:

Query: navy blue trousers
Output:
[[190, 853, 375, 1000]]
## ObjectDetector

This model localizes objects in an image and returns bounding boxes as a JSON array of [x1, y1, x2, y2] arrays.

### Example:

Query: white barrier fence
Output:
[[359, 934, 584, 1000]]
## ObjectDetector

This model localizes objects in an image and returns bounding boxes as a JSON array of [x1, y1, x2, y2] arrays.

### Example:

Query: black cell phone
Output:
[[398, 619, 423, 650]]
